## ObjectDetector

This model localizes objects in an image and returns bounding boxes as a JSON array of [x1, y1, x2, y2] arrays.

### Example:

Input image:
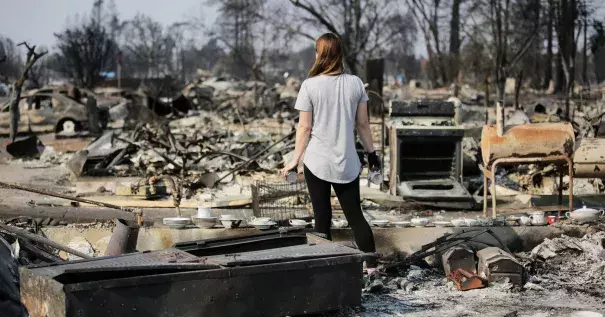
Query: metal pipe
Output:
[[0, 181, 134, 213], [105, 219, 140, 256], [0, 223, 92, 259]]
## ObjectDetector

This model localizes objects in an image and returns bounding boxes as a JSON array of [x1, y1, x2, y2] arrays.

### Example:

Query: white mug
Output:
[[197, 206, 212, 218]]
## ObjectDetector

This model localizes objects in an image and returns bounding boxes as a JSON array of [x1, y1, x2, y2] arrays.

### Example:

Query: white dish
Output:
[[371, 219, 390, 228], [566, 211, 601, 224], [433, 221, 451, 228], [250, 216, 272, 223], [464, 218, 480, 227], [251, 221, 277, 230], [332, 219, 348, 228], [221, 219, 242, 229], [392, 221, 411, 228], [289, 219, 309, 228], [411, 217, 430, 227], [519, 216, 532, 226], [163, 217, 191, 229], [191, 216, 217, 229], [451, 219, 467, 227]]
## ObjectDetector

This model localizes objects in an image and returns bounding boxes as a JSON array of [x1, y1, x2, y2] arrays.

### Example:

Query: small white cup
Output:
[[197, 206, 212, 218]]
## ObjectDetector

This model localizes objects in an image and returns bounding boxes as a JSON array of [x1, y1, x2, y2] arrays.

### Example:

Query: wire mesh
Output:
[[252, 179, 311, 222]]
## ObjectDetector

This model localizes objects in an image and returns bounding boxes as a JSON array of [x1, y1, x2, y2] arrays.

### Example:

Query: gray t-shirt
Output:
[[295, 74, 369, 183]]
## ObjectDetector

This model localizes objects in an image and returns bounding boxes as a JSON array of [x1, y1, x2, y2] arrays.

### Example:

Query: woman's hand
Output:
[[367, 151, 381, 171], [281, 160, 299, 178]]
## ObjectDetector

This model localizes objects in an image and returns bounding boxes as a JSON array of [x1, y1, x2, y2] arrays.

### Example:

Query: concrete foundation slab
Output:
[[40, 225, 591, 257]]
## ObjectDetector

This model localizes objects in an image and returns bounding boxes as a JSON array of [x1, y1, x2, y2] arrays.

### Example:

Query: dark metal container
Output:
[[21, 230, 363, 317]]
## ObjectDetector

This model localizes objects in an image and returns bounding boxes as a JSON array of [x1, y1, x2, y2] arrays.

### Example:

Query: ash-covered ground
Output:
[[327, 231, 605, 317]]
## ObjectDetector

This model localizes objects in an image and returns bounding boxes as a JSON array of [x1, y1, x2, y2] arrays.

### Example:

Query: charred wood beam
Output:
[[0, 223, 92, 259]]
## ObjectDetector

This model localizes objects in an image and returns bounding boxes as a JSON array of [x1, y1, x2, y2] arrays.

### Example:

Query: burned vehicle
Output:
[[0, 93, 109, 135]]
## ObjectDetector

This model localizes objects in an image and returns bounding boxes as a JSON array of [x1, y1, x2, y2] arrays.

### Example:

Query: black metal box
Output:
[[21, 231, 363, 317]]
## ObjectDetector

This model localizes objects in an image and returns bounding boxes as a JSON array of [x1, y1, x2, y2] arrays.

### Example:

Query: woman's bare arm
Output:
[[281, 111, 312, 176], [292, 111, 313, 163], [356, 102, 375, 153]]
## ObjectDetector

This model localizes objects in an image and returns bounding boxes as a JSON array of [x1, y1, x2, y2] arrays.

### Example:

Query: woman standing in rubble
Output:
[[281, 33, 379, 272]]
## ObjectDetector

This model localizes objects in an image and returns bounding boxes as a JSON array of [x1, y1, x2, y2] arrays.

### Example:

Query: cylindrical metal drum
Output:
[[574, 138, 605, 178]]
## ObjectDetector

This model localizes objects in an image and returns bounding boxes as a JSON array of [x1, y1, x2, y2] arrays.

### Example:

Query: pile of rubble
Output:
[[520, 231, 605, 297], [67, 107, 296, 198]]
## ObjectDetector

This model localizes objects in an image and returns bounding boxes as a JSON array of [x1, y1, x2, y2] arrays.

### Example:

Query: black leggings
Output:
[[304, 165, 376, 265]]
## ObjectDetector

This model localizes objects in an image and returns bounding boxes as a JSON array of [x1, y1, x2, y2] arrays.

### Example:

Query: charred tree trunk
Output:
[[450, 0, 461, 81], [545, 0, 554, 89], [450, 0, 461, 54], [556, 0, 578, 120], [86, 96, 101, 136], [484, 75, 490, 125], [582, 11, 588, 86], [555, 52, 565, 92], [9, 43, 47, 142], [514, 70, 524, 109]]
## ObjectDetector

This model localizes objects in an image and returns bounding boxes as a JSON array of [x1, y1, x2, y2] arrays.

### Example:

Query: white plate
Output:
[[392, 221, 411, 228], [371, 220, 390, 228], [451, 219, 467, 227], [251, 221, 277, 230], [191, 216, 217, 229], [433, 221, 451, 228], [163, 217, 191, 229], [411, 218, 430, 227]]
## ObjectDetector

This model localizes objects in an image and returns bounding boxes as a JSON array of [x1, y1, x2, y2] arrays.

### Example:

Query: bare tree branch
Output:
[[9, 42, 48, 142]]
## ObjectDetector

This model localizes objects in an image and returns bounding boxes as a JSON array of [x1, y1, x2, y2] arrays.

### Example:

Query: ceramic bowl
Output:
[[191, 216, 217, 229], [332, 219, 348, 228], [411, 217, 430, 227], [221, 219, 242, 229], [220, 214, 239, 221], [371, 219, 391, 228], [289, 219, 309, 228], [251, 221, 277, 230], [433, 221, 452, 228], [519, 216, 532, 226], [163, 217, 191, 229], [392, 221, 412, 228], [451, 219, 467, 227], [477, 218, 493, 227], [505, 219, 518, 226], [566, 211, 600, 224], [464, 218, 480, 227]]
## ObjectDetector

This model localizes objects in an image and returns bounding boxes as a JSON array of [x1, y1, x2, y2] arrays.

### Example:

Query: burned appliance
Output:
[[573, 138, 605, 178], [20, 229, 364, 317], [442, 245, 476, 276], [477, 247, 523, 286], [387, 100, 472, 209]]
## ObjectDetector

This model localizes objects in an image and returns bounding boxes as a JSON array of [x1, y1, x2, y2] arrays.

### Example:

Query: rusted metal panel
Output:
[[481, 123, 575, 166], [448, 268, 486, 291], [20, 267, 67, 317], [574, 138, 605, 178]]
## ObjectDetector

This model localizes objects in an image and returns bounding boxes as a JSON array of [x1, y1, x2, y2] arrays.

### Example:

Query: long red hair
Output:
[[308, 33, 344, 77]]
